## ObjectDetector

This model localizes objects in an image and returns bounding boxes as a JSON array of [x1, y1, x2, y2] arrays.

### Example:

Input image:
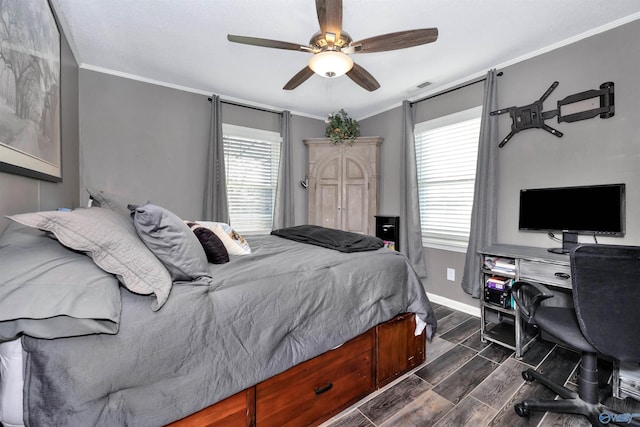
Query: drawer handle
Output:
[[554, 272, 570, 280], [314, 382, 333, 395]]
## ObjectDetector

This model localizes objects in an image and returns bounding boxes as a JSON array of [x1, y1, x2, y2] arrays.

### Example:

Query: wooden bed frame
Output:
[[168, 312, 426, 427]]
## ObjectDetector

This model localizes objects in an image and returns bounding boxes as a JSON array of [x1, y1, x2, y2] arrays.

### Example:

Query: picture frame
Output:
[[0, 0, 62, 182]]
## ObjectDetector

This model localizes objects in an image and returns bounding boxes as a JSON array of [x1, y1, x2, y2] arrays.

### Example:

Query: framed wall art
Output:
[[0, 0, 61, 181]]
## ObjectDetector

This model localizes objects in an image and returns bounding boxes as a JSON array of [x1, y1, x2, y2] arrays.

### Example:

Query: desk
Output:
[[479, 244, 571, 357]]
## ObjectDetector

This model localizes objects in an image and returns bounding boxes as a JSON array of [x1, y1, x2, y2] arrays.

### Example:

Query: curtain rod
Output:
[[208, 97, 283, 116], [410, 71, 503, 106]]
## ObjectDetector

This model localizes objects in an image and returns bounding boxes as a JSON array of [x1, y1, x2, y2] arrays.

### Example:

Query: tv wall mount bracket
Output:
[[490, 81, 614, 148]]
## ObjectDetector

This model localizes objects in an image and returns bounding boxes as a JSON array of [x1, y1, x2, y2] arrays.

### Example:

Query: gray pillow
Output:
[[0, 222, 121, 341], [133, 204, 211, 281], [86, 186, 135, 217], [8, 207, 172, 311]]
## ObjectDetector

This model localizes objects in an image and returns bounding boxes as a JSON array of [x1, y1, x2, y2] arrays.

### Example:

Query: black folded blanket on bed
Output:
[[271, 224, 384, 253]]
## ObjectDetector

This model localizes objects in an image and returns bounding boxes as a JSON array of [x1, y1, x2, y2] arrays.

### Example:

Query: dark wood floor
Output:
[[321, 303, 640, 427]]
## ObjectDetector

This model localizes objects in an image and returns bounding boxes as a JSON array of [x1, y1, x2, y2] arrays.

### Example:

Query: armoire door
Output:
[[313, 152, 368, 233], [342, 154, 368, 233], [315, 154, 341, 229]]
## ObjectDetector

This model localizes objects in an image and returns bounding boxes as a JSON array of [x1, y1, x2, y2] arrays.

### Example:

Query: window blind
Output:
[[222, 124, 281, 235], [414, 106, 482, 251]]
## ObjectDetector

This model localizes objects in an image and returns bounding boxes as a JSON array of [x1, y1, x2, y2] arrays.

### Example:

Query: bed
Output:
[[0, 203, 437, 427]]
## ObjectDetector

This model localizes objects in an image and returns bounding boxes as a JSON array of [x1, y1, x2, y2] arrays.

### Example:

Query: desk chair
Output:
[[512, 244, 640, 426]]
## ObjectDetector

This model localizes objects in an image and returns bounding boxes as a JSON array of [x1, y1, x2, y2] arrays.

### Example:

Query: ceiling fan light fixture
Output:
[[308, 51, 353, 78]]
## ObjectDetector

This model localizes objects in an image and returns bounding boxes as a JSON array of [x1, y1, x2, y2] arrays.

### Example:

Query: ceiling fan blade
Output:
[[227, 35, 312, 52], [316, 0, 342, 40], [349, 28, 438, 53], [346, 63, 380, 92], [283, 66, 315, 90]]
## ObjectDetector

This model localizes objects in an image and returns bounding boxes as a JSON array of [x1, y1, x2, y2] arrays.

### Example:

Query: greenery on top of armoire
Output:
[[325, 109, 360, 145]]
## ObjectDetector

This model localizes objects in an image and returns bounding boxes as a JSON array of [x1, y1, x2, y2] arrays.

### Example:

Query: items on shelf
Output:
[[382, 240, 395, 250], [484, 276, 515, 309], [486, 276, 514, 291], [483, 256, 516, 275]]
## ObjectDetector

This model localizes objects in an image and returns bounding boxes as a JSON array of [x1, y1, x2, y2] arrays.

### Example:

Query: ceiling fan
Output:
[[227, 0, 438, 91]]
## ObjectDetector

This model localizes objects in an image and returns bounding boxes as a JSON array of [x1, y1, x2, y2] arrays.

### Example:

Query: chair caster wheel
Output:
[[522, 370, 535, 382], [514, 403, 530, 418]]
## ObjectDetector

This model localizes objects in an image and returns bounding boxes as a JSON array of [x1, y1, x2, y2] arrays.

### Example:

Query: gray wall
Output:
[[497, 20, 640, 248], [290, 115, 327, 225], [79, 70, 211, 219], [0, 31, 79, 233], [79, 70, 325, 222], [75, 19, 640, 310], [359, 19, 640, 308], [357, 106, 403, 215]]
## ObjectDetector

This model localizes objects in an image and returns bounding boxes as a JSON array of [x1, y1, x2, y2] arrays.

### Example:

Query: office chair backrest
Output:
[[571, 244, 640, 362]]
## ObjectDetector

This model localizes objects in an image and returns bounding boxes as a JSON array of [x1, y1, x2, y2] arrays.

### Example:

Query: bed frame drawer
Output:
[[377, 312, 426, 387], [255, 329, 375, 427], [166, 388, 255, 427]]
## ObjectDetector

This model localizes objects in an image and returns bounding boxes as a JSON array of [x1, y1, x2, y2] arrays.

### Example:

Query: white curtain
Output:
[[461, 70, 500, 298], [400, 100, 427, 277], [273, 110, 293, 229], [202, 95, 229, 223]]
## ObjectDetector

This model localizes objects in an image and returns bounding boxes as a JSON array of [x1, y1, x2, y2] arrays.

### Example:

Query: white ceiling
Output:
[[52, 0, 640, 119]]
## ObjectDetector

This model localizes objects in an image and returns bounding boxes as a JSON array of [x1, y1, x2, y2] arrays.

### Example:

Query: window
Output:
[[222, 124, 281, 235], [414, 106, 482, 252]]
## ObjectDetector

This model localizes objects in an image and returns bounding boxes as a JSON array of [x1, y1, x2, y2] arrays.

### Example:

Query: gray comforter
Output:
[[22, 235, 436, 427]]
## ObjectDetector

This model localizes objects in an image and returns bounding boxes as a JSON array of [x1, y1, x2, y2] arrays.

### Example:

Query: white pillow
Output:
[[187, 221, 251, 255], [213, 224, 251, 255]]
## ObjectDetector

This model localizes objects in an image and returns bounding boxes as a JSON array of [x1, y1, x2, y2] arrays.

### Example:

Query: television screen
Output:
[[519, 183, 625, 236]]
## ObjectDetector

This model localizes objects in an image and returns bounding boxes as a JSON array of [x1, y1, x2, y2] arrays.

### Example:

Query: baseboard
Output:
[[426, 292, 480, 318]]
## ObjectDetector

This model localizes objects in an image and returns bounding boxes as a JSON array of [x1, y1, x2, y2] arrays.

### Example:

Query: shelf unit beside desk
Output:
[[480, 244, 571, 358]]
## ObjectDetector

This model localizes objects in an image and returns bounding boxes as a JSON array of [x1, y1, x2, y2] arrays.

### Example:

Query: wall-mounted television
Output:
[[519, 183, 625, 254]]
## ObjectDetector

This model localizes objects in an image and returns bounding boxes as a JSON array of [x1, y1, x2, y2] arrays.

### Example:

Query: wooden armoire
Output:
[[304, 137, 382, 235]]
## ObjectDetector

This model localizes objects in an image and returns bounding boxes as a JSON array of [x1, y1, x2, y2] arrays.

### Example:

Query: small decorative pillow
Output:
[[8, 207, 172, 311], [213, 225, 251, 255], [133, 204, 211, 282], [186, 224, 229, 264], [191, 221, 251, 255]]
